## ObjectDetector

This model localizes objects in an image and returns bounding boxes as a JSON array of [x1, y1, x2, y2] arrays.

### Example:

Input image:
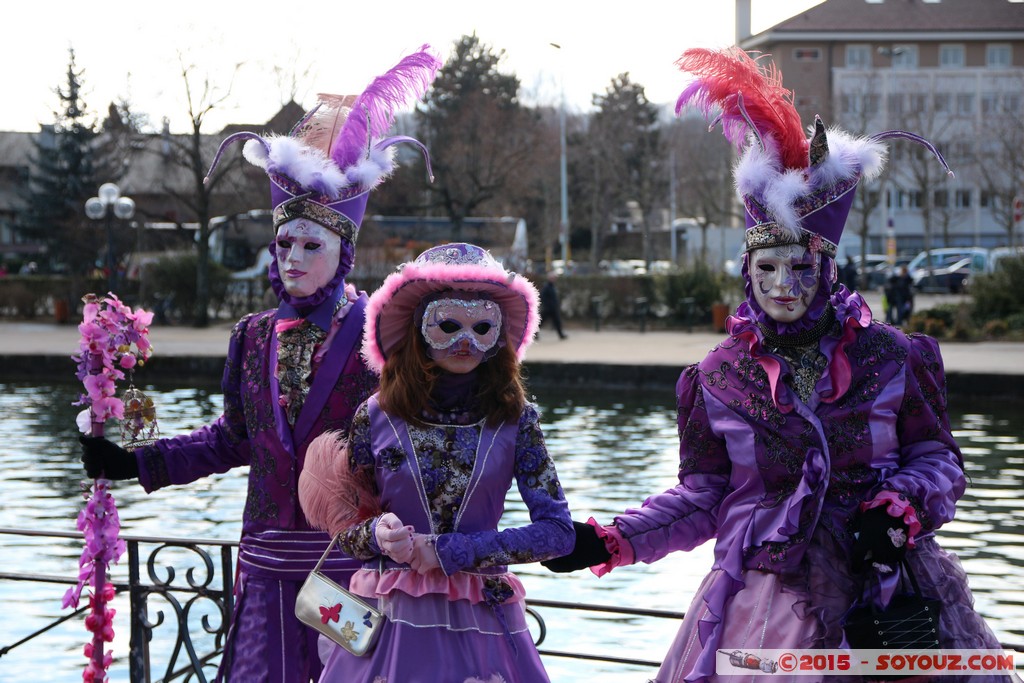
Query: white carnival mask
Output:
[[275, 219, 342, 298], [421, 297, 503, 354], [750, 244, 821, 323]]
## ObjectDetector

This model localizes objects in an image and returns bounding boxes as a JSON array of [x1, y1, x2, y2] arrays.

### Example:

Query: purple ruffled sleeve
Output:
[[873, 334, 965, 531], [612, 365, 732, 565], [136, 314, 254, 492], [435, 405, 574, 573]]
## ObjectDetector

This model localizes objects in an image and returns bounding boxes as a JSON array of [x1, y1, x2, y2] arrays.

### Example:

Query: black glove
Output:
[[79, 435, 140, 480], [851, 506, 909, 572], [541, 520, 613, 573]]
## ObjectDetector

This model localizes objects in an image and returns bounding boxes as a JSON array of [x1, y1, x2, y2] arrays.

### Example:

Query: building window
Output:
[[793, 47, 821, 62], [980, 191, 997, 209], [846, 44, 871, 68], [955, 189, 972, 209], [956, 93, 975, 116], [987, 44, 1012, 67], [907, 190, 924, 209], [982, 93, 999, 115], [939, 44, 965, 68], [892, 45, 918, 69], [795, 95, 819, 110], [933, 93, 951, 112], [934, 190, 949, 208], [887, 93, 905, 116], [909, 94, 927, 113]]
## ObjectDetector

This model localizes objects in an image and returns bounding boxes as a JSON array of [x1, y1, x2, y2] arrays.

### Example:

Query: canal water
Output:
[[1, 381, 1022, 681]]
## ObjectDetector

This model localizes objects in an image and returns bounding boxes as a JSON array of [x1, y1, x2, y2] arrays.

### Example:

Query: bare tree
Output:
[[972, 73, 1024, 248], [666, 115, 736, 263], [154, 54, 246, 327]]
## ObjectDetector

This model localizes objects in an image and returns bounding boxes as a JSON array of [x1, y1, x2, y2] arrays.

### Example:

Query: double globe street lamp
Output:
[[85, 182, 135, 292]]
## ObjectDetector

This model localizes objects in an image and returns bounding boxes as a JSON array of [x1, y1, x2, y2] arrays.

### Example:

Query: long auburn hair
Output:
[[377, 314, 526, 427]]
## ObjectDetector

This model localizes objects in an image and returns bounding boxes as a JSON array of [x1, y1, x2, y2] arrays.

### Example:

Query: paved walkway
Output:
[[1, 298, 1020, 376]]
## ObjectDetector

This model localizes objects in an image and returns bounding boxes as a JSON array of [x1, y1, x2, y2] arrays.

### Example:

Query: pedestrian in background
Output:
[[539, 271, 568, 339]]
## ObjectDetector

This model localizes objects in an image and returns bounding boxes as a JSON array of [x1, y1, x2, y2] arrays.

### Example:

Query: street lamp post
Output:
[[85, 182, 135, 292], [550, 43, 570, 269]]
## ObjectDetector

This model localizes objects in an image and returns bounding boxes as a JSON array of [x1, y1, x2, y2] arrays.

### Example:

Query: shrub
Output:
[[970, 256, 1024, 321], [981, 319, 1008, 338], [922, 317, 947, 338], [147, 254, 232, 324], [1005, 312, 1024, 331]]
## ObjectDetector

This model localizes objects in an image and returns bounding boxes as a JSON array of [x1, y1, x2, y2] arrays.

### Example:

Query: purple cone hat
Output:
[[363, 243, 540, 373], [205, 45, 442, 247], [675, 47, 952, 259]]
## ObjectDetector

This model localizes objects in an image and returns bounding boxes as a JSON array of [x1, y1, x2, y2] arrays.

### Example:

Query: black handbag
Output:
[[844, 560, 942, 650]]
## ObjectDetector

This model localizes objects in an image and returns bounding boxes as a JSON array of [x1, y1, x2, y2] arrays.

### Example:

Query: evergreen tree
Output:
[[19, 48, 102, 278], [588, 73, 667, 267], [416, 34, 542, 240]]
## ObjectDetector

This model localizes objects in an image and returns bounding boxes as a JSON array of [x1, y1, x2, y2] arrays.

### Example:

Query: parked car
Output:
[[907, 247, 988, 293], [848, 253, 891, 289], [962, 246, 1024, 292]]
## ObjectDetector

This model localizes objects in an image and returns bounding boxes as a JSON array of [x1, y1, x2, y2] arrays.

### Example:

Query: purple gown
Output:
[[319, 388, 574, 683], [135, 293, 377, 683], [611, 289, 1015, 683]]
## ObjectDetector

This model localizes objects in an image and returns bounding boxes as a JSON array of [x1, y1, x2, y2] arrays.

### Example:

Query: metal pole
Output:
[[669, 148, 677, 265], [106, 208, 115, 293], [559, 83, 569, 266], [551, 42, 569, 267]]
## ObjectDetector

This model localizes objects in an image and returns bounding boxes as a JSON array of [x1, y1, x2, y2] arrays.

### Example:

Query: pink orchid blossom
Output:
[[70, 293, 154, 682]]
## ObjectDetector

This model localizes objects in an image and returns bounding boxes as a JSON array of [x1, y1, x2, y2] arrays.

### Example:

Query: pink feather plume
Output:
[[331, 45, 442, 171], [298, 94, 357, 158], [298, 432, 381, 537], [675, 47, 808, 171]]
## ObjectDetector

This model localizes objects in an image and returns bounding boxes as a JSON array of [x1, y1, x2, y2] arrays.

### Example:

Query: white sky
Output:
[[4, 0, 823, 134]]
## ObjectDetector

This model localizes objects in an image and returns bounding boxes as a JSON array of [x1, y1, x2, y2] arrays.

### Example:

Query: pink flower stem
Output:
[[87, 350, 109, 678]]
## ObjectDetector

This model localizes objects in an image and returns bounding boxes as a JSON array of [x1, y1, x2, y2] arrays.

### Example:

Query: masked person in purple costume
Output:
[[544, 48, 1017, 683], [78, 47, 442, 683], [298, 243, 573, 682]]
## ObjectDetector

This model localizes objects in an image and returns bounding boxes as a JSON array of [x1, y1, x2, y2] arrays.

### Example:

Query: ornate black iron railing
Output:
[[0, 527, 686, 680], [6, 528, 1022, 680]]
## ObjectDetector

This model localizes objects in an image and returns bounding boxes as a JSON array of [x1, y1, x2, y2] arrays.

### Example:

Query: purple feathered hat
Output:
[[204, 46, 442, 309], [675, 47, 951, 259], [363, 243, 540, 373]]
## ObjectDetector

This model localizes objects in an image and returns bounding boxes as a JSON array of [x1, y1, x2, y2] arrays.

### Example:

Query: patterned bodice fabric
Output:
[[338, 396, 573, 574]]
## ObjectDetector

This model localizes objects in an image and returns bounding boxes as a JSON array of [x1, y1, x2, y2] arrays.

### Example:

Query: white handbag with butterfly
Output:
[[295, 534, 384, 656]]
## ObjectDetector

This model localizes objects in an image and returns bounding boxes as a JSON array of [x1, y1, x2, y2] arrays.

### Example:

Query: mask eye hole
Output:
[[472, 322, 493, 335], [792, 263, 812, 271], [439, 320, 462, 334]]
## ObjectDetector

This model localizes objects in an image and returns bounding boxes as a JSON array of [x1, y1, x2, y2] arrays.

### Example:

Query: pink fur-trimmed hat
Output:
[[363, 243, 540, 373]]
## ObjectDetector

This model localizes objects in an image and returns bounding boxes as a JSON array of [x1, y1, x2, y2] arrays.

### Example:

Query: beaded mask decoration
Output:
[[421, 297, 503, 353]]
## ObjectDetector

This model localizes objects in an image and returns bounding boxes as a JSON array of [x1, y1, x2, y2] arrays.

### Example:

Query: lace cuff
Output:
[[587, 517, 635, 577]]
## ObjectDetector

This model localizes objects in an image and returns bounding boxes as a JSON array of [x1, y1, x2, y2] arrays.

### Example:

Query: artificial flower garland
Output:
[[65, 293, 154, 682]]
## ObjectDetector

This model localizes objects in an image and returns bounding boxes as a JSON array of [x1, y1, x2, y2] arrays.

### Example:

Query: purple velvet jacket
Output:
[[614, 292, 964, 615], [135, 299, 378, 579]]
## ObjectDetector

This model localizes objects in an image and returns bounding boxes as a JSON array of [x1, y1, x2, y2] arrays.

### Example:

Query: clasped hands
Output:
[[374, 512, 440, 573]]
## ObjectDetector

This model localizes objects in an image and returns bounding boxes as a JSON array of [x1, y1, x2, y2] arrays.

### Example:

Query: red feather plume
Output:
[[675, 47, 808, 170]]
